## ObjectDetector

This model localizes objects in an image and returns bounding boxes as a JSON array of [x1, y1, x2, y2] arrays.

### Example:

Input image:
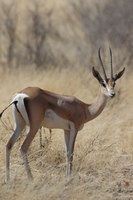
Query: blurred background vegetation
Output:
[[0, 0, 132, 71]]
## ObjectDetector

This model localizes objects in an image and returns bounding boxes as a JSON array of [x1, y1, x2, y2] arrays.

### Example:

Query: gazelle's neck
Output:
[[87, 87, 108, 121]]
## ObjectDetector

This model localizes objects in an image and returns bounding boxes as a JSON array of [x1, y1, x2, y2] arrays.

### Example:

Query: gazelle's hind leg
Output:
[[20, 122, 43, 180], [5, 105, 25, 182]]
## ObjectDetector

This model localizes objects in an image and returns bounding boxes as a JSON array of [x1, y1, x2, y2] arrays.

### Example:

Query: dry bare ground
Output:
[[0, 0, 133, 199]]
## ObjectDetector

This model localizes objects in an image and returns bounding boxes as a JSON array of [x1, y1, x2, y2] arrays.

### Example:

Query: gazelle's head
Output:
[[92, 48, 125, 98]]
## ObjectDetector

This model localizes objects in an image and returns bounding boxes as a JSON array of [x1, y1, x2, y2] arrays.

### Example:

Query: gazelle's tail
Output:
[[0, 93, 30, 126], [0, 101, 18, 118]]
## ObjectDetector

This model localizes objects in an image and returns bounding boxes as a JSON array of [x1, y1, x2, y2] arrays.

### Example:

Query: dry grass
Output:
[[0, 65, 133, 200]]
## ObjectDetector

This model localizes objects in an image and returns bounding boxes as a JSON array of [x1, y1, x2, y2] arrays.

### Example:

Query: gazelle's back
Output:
[[20, 87, 88, 126]]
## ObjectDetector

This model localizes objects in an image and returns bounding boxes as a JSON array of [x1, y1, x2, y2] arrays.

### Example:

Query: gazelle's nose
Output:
[[110, 91, 115, 98], [108, 88, 115, 98], [111, 93, 115, 98]]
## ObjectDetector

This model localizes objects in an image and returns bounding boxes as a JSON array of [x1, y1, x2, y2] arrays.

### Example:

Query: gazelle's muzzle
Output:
[[108, 89, 115, 98]]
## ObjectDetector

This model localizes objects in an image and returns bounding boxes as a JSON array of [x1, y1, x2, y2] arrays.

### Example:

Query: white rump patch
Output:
[[12, 93, 30, 125]]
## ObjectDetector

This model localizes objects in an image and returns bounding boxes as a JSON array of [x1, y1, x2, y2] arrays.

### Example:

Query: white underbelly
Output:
[[42, 109, 70, 130]]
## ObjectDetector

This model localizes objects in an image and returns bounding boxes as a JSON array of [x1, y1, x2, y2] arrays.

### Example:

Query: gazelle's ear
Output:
[[92, 67, 103, 84], [113, 67, 125, 81]]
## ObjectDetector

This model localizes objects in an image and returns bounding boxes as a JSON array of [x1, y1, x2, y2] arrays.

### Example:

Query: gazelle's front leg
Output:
[[64, 130, 70, 177], [64, 126, 78, 179]]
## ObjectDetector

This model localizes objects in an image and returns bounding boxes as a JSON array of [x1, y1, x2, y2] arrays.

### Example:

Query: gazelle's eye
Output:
[[102, 82, 106, 88]]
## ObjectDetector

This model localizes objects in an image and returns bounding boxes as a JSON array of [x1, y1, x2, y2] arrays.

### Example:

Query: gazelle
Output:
[[0, 48, 125, 182]]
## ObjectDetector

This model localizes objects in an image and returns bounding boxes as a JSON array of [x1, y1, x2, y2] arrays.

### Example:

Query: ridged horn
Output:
[[98, 48, 107, 80], [109, 48, 113, 78]]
